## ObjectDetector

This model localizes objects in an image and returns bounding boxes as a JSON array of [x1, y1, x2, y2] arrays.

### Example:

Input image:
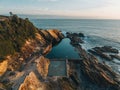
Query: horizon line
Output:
[[1, 13, 120, 20]]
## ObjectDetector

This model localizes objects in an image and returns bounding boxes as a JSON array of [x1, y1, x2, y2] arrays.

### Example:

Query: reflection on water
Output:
[[47, 38, 80, 59], [47, 38, 79, 76]]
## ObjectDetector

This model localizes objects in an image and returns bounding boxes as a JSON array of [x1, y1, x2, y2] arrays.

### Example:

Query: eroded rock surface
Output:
[[80, 54, 120, 89], [0, 14, 64, 74], [19, 72, 76, 90], [66, 32, 84, 45], [88, 46, 119, 61], [67, 32, 120, 90], [35, 56, 50, 79], [19, 72, 43, 90], [0, 60, 8, 76], [0, 15, 64, 90]]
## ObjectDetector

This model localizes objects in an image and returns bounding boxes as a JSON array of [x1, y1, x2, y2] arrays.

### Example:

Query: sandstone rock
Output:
[[38, 30, 64, 46], [42, 44, 52, 55], [0, 60, 8, 76], [0, 15, 66, 90], [19, 72, 43, 90], [48, 29, 64, 41], [35, 56, 50, 79], [19, 71, 76, 90], [35, 33, 46, 45], [39, 30, 53, 43]]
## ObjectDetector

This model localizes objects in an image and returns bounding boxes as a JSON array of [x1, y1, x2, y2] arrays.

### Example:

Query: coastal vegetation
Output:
[[0, 14, 119, 90], [0, 14, 37, 58]]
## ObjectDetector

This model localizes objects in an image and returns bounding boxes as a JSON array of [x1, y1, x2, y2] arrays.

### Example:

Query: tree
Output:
[[9, 12, 13, 16]]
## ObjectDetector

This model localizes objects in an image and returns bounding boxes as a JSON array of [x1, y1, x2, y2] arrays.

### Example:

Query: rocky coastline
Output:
[[0, 15, 120, 90], [66, 32, 120, 90]]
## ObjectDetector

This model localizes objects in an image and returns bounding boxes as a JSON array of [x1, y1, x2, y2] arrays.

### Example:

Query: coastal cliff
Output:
[[0, 15, 64, 90], [0, 14, 120, 90]]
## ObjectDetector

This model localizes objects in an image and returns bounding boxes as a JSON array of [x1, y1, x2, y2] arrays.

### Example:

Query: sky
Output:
[[0, 0, 120, 19]]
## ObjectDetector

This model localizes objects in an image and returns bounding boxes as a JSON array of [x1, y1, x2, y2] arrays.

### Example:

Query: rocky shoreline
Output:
[[0, 15, 120, 90], [66, 32, 120, 90]]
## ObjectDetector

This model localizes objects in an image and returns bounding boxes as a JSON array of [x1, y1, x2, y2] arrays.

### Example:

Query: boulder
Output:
[[79, 33, 85, 37], [67, 32, 84, 45], [66, 32, 84, 38], [35, 56, 50, 79], [19, 72, 43, 90], [42, 44, 52, 55], [47, 29, 64, 42], [70, 37, 84, 44], [93, 46, 119, 53], [88, 49, 112, 60], [0, 60, 8, 76], [88, 46, 119, 61], [110, 54, 120, 60]]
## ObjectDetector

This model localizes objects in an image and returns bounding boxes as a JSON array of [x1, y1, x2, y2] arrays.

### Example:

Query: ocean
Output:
[[29, 19, 120, 49], [28, 18, 120, 74], [30, 19, 120, 42]]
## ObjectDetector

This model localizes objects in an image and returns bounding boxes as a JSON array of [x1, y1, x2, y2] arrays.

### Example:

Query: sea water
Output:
[[30, 19, 120, 44], [26, 18, 120, 74]]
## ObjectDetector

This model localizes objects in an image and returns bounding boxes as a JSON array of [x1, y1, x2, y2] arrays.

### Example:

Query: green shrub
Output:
[[0, 15, 37, 58]]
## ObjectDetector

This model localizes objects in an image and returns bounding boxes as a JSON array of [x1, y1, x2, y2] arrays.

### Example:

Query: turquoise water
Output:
[[46, 38, 79, 59]]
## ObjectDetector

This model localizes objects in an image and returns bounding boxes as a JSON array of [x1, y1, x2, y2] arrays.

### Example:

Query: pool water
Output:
[[47, 38, 80, 59]]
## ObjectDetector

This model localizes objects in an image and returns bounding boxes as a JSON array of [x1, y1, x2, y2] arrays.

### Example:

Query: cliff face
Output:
[[0, 15, 64, 80], [0, 15, 119, 90], [0, 15, 64, 58]]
